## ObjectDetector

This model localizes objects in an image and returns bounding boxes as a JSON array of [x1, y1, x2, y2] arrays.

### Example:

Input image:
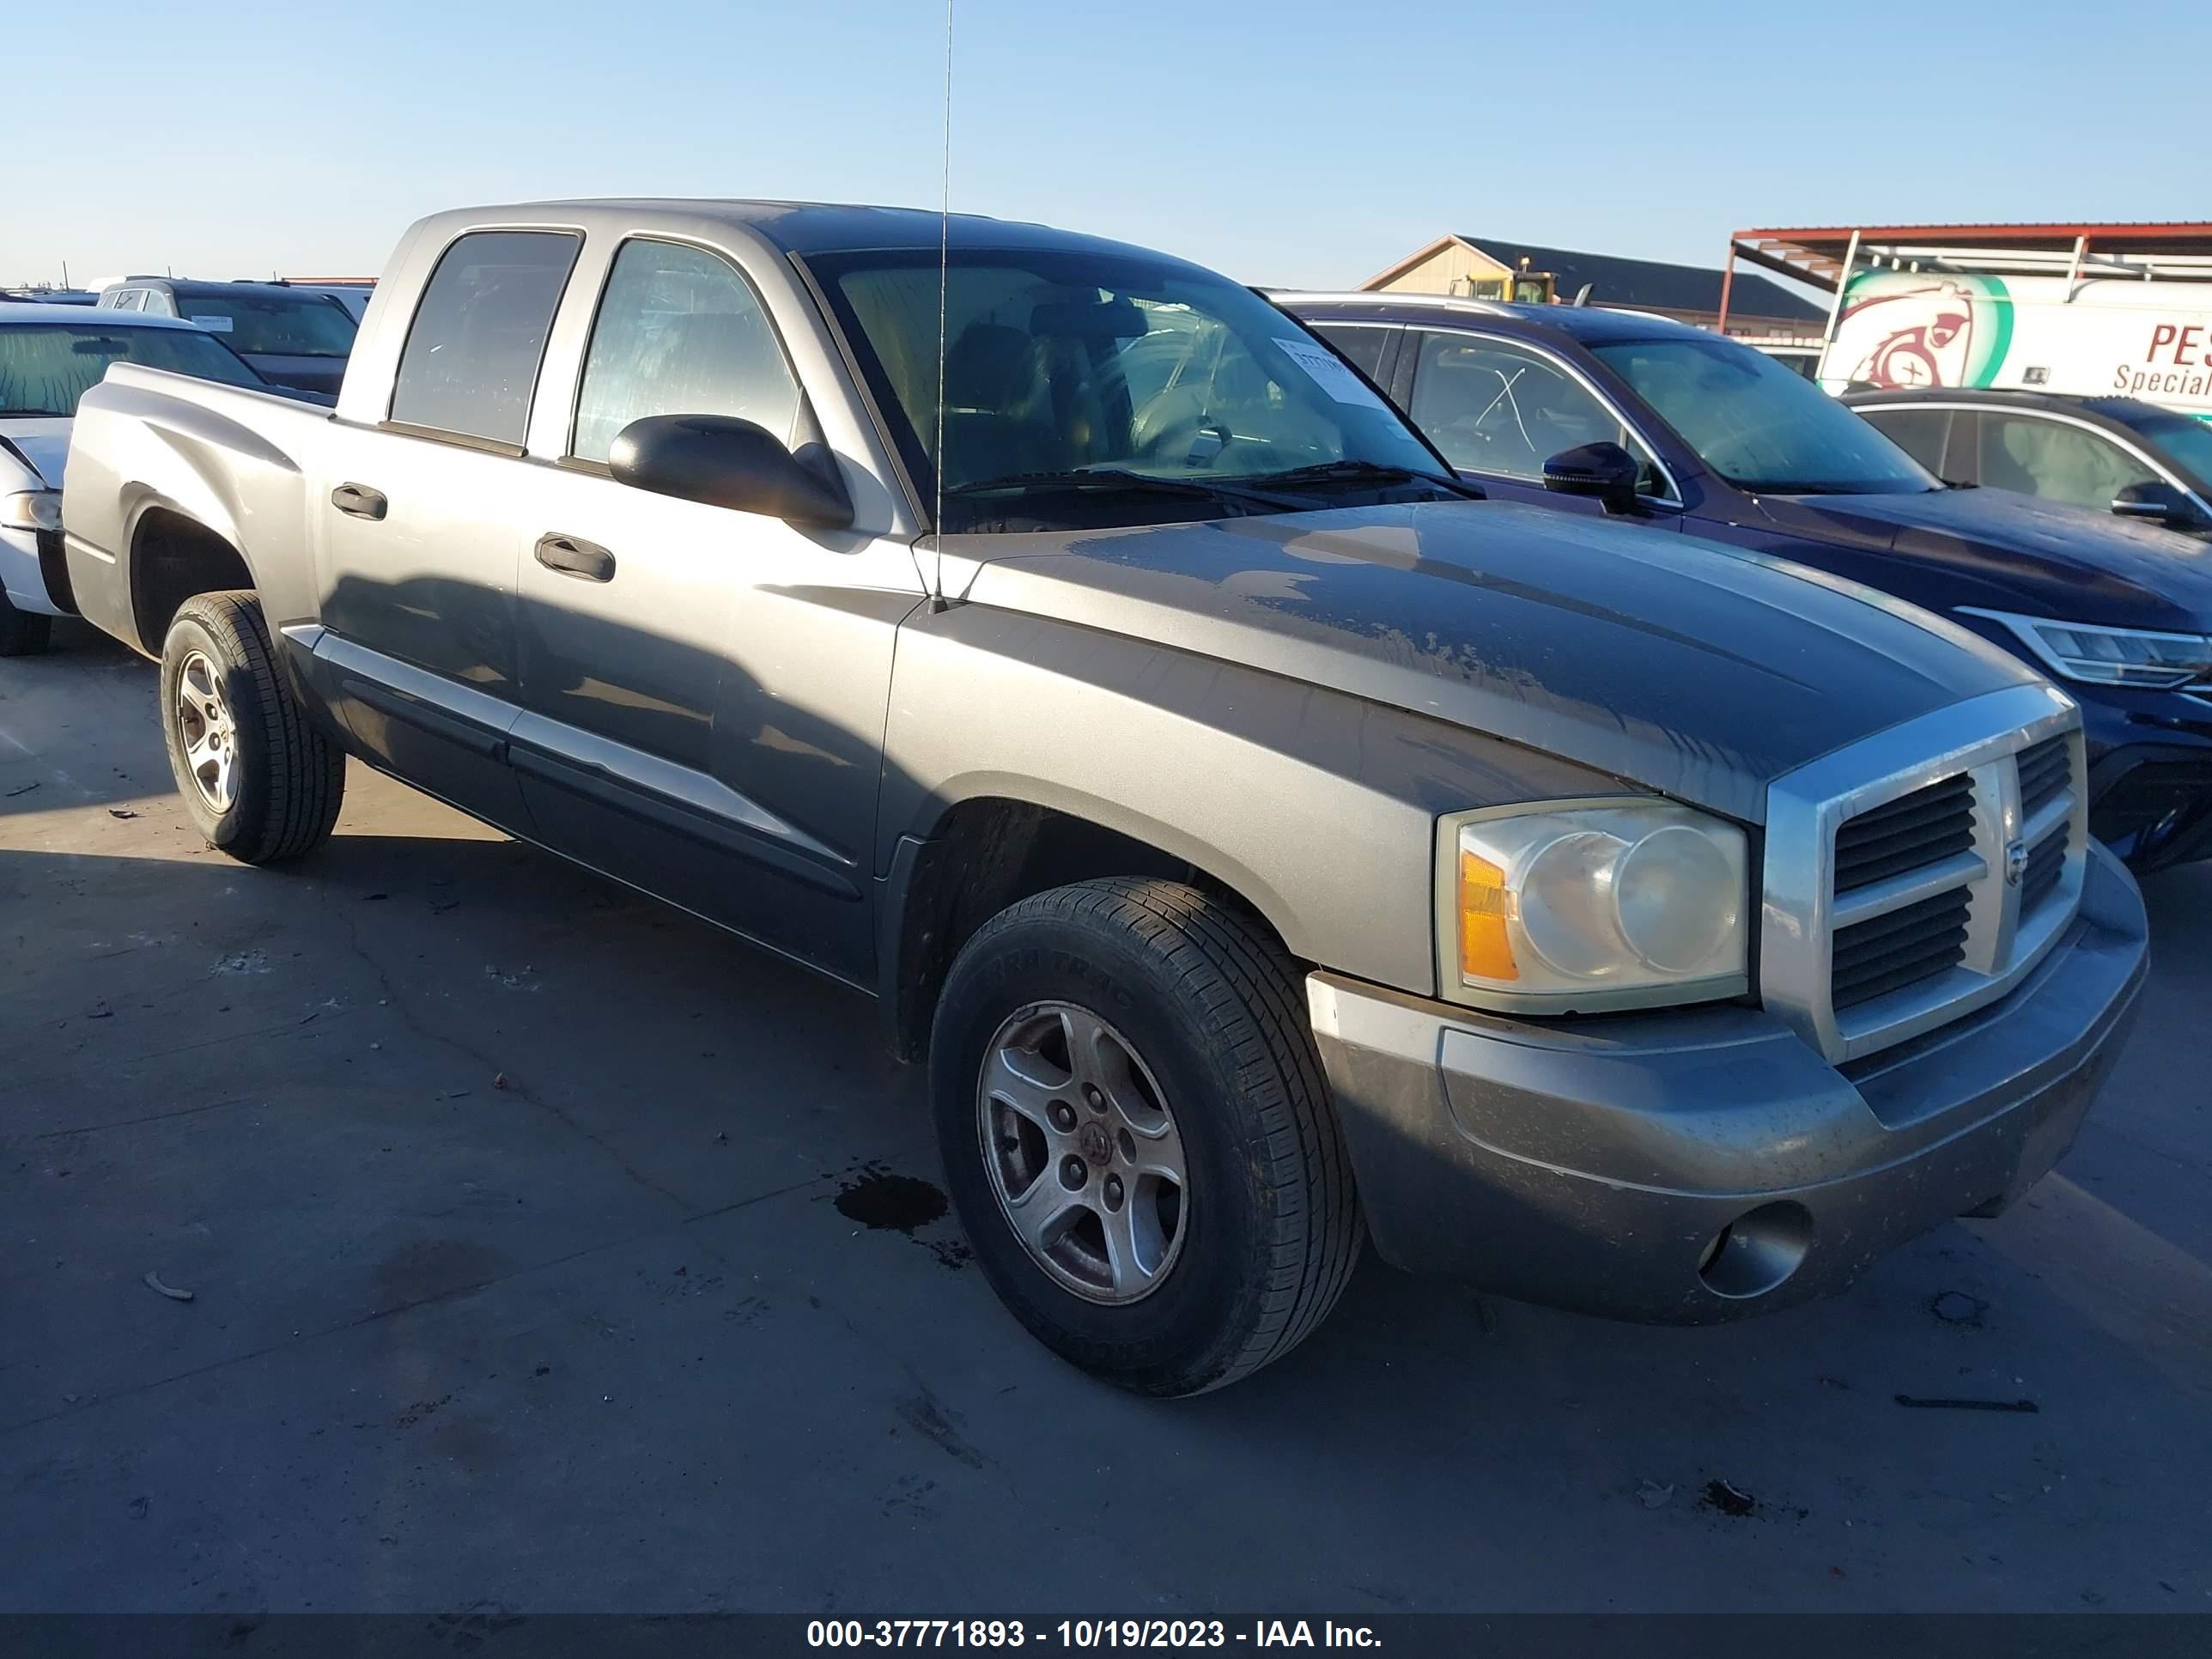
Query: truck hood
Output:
[[959, 500, 2036, 825], [1753, 487, 2212, 631], [0, 417, 70, 489]]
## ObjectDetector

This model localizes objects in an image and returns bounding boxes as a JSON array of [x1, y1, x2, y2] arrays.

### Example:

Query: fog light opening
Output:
[[1698, 1200, 1813, 1300]]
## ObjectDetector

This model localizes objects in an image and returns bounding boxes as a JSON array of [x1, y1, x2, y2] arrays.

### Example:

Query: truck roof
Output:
[[422, 198, 1214, 270]]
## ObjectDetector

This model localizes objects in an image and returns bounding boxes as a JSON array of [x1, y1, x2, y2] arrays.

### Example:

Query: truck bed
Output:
[[61, 363, 337, 654]]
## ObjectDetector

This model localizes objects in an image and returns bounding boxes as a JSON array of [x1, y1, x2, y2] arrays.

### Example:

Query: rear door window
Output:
[[390, 230, 581, 447]]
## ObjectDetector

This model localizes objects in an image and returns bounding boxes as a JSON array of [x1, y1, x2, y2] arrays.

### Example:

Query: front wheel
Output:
[[931, 878, 1362, 1395], [159, 591, 345, 863]]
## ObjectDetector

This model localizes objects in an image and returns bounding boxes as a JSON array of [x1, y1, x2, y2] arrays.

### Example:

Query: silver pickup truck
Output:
[[62, 200, 2149, 1395]]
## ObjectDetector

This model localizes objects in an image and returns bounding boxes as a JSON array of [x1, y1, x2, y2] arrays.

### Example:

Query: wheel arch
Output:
[[126, 501, 255, 656], [876, 787, 1307, 1064]]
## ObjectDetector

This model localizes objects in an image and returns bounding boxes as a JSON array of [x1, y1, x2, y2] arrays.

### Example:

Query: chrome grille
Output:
[[1831, 888, 1972, 1010], [2021, 817, 2069, 915], [1762, 685, 2090, 1066], [1832, 774, 1974, 893], [2017, 734, 2070, 823]]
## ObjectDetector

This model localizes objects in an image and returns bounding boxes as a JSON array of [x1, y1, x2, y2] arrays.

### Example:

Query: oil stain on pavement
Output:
[[834, 1164, 972, 1271]]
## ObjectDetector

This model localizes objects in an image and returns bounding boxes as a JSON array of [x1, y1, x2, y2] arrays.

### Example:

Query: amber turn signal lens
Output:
[[1458, 848, 1518, 982]]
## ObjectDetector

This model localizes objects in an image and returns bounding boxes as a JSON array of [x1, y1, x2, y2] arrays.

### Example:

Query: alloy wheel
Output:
[[975, 1000, 1190, 1304], [174, 651, 238, 812]]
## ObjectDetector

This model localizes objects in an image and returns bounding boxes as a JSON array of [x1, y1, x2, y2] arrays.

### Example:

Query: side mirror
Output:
[[2111, 478, 2203, 532], [610, 414, 853, 530], [1542, 441, 1643, 514]]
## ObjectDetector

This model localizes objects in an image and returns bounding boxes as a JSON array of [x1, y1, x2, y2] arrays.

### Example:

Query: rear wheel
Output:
[[931, 878, 1361, 1395], [159, 591, 344, 863], [0, 592, 52, 657]]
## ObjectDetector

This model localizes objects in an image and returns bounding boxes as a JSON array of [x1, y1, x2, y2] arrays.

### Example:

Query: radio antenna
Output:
[[929, 0, 954, 608]]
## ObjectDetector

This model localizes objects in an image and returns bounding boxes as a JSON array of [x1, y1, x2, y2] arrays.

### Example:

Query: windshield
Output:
[[1593, 335, 1940, 495], [173, 291, 357, 359], [0, 323, 264, 416], [2118, 409, 2212, 495], [806, 246, 1455, 529]]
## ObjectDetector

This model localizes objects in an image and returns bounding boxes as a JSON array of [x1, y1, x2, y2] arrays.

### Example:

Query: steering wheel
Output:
[[1129, 389, 1219, 465]]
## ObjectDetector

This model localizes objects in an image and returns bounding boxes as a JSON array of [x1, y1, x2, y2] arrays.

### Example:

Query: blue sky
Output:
[[13, 0, 2208, 292]]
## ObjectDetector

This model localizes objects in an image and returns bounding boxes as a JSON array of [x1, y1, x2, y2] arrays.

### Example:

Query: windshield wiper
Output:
[[1249, 459, 1486, 500], [1733, 479, 1869, 496], [941, 467, 1306, 513], [2, 409, 72, 418]]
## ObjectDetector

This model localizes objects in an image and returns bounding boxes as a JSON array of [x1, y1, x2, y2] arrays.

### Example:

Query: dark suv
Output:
[[1845, 387, 2212, 538], [96, 278, 356, 394], [1286, 293, 2212, 870]]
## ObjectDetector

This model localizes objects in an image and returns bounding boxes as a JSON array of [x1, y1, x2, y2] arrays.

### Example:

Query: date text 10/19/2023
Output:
[[805, 1620, 1382, 1649]]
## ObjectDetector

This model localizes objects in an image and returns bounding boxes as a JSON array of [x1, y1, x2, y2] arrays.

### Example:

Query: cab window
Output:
[[570, 240, 800, 465]]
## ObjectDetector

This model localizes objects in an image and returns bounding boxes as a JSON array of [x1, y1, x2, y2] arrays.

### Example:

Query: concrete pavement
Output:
[[4, 626, 2209, 1614]]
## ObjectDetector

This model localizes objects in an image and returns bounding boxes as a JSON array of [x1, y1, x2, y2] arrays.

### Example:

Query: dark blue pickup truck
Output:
[[1288, 294, 2212, 870]]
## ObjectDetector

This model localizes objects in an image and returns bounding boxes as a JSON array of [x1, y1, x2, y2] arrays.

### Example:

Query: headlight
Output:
[[1963, 607, 2212, 690], [0, 490, 61, 532], [1437, 799, 1749, 1012]]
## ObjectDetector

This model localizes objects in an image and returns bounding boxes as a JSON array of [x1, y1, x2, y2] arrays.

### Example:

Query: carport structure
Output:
[[1717, 222, 2212, 343]]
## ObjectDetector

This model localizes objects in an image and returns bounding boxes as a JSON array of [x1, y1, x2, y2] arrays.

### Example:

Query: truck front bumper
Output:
[[1308, 841, 2148, 1323]]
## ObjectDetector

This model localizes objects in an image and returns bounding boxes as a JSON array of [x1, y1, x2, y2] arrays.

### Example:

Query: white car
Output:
[[0, 301, 264, 653]]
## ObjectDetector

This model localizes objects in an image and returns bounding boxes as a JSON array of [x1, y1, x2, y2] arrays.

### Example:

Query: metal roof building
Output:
[[1361, 233, 1826, 337]]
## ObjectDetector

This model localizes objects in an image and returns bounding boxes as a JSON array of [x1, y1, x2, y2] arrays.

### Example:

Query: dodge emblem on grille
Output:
[[2004, 837, 2029, 887]]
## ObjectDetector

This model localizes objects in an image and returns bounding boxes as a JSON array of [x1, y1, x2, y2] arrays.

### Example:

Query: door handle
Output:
[[535, 532, 616, 582], [331, 483, 387, 521]]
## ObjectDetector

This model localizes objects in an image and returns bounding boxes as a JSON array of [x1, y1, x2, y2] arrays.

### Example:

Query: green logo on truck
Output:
[[1835, 271, 2014, 390]]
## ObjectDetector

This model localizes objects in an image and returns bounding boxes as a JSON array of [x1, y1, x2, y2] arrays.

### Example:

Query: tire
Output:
[[931, 878, 1362, 1395], [159, 590, 344, 864], [0, 592, 52, 657]]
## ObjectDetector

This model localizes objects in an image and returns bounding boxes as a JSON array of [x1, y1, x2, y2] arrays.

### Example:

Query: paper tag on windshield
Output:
[[1273, 337, 1389, 410], [187, 314, 234, 332]]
